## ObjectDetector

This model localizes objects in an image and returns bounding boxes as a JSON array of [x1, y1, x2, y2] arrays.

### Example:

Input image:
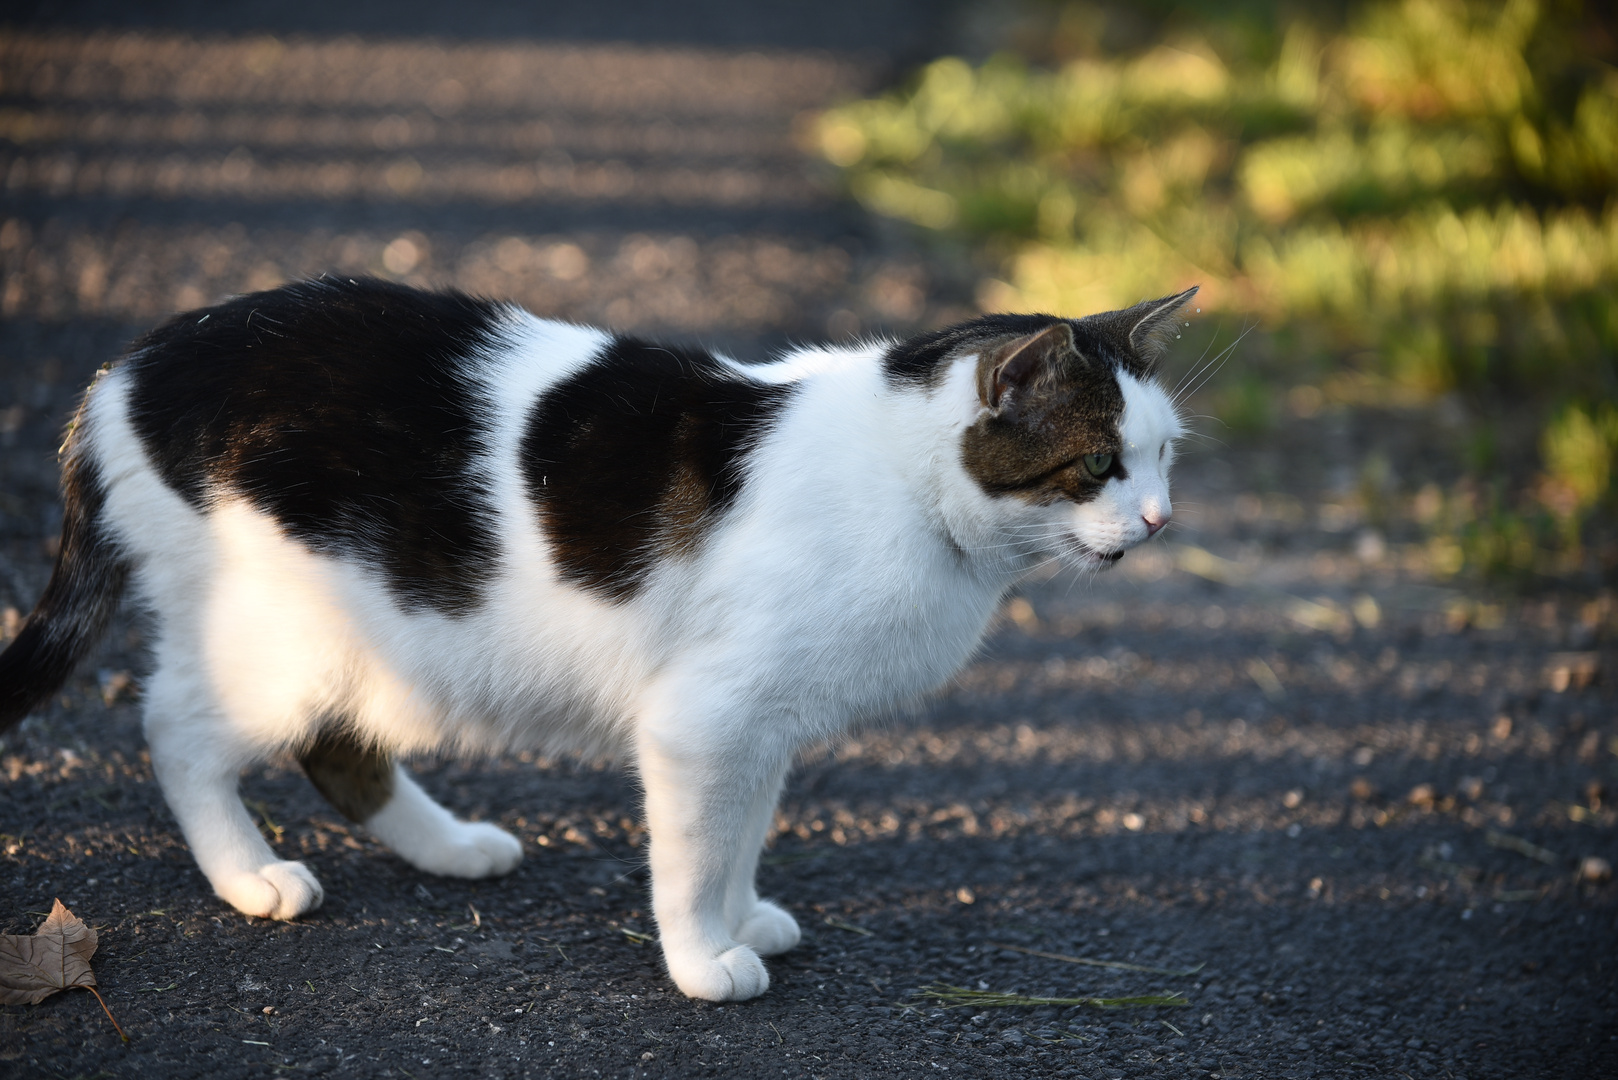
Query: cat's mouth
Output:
[[1070, 541, 1125, 566]]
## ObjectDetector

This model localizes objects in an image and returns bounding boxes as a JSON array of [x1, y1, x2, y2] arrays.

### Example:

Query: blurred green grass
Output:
[[813, 0, 1616, 582]]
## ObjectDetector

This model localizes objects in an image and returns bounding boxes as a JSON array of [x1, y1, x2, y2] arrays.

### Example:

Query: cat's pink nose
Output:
[[1143, 511, 1169, 537]]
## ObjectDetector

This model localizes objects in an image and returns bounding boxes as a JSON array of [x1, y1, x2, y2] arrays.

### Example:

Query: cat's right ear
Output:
[[977, 322, 1076, 411]]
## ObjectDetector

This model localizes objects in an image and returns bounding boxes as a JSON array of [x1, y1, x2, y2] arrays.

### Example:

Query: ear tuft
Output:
[[978, 322, 1075, 410], [1117, 286, 1200, 365]]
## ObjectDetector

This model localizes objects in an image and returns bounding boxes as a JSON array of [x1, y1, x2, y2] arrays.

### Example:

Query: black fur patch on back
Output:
[[125, 277, 508, 615], [522, 338, 792, 602], [884, 313, 1066, 387]]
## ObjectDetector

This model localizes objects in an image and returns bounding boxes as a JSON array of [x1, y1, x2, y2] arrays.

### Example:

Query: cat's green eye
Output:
[[1082, 453, 1114, 478]]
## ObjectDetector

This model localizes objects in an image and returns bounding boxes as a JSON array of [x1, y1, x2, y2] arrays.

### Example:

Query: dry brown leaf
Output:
[[0, 898, 98, 1004], [0, 899, 126, 1040]]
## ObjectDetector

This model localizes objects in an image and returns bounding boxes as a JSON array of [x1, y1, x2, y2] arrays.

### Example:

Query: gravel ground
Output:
[[2, 5, 1616, 1079]]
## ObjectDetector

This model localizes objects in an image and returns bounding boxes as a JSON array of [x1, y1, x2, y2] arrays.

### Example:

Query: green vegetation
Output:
[[814, 0, 1616, 579]]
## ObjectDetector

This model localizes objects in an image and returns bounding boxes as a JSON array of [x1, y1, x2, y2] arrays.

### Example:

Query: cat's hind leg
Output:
[[143, 671, 324, 920], [299, 728, 522, 879]]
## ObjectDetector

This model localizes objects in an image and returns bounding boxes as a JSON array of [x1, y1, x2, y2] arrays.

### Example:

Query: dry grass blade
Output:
[[1485, 830, 1558, 864], [1246, 658, 1285, 701], [1493, 888, 1542, 903], [823, 916, 875, 937], [1416, 855, 1481, 883], [1172, 544, 1250, 585], [915, 983, 1189, 1010], [988, 942, 1203, 977]]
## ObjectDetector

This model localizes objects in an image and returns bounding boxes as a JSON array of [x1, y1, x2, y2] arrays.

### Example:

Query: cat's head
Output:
[[893, 288, 1197, 571]]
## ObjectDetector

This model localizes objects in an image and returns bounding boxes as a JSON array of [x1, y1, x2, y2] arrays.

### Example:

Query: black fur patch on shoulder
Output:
[[884, 313, 1066, 387], [522, 338, 792, 602], [125, 277, 509, 615]]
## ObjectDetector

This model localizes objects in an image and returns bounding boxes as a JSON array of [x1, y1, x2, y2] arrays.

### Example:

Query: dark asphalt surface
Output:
[[2, 5, 1616, 1079]]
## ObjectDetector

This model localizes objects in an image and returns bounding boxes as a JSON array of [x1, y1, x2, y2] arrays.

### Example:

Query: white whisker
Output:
[[1173, 323, 1254, 407]]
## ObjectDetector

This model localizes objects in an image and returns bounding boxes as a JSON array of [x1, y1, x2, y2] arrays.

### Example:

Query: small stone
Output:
[[640, 1051, 655, 1061], [262, 1006, 275, 1015], [1351, 778, 1377, 801], [1407, 784, 1436, 809], [1579, 856, 1612, 882]]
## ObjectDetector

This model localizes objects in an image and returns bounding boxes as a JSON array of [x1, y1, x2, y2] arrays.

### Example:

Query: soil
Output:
[[2, 4, 1616, 1079]]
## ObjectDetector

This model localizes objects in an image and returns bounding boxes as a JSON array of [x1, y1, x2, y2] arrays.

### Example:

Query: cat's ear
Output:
[[1103, 286, 1200, 368], [978, 322, 1077, 411]]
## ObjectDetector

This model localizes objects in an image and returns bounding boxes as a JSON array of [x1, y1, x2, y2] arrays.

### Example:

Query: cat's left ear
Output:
[[1099, 286, 1200, 371], [977, 322, 1077, 411]]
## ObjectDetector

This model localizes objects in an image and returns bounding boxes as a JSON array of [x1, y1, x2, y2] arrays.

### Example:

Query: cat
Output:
[[0, 276, 1194, 1001]]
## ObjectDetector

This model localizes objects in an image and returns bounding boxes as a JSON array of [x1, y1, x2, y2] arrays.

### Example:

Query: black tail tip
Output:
[[0, 621, 83, 732]]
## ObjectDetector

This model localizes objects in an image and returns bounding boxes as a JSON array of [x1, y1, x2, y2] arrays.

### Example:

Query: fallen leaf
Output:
[[0, 898, 97, 1004], [0, 899, 127, 1040]]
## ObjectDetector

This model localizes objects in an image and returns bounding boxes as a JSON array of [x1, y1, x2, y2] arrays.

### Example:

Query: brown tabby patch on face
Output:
[[298, 726, 396, 824], [960, 323, 1125, 505]]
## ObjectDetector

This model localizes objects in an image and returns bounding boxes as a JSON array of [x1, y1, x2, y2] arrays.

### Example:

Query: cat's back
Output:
[[99, 277, 544, 615], [86, 277, 814, 623]]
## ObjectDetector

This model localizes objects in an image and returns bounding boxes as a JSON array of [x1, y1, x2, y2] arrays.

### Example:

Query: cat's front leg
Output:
[[637, 721, 796, 1001], [724, 776, 801, 959]]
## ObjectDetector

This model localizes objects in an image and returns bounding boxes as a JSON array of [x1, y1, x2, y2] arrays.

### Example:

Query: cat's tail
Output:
[[0, 410, 129, 732]]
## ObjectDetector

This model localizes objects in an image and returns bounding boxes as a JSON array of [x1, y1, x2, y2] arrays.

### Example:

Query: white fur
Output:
[[84, 315, 1181, 998]]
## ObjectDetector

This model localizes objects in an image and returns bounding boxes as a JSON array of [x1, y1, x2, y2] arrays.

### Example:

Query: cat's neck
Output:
[[775, 345, 1044, 585]]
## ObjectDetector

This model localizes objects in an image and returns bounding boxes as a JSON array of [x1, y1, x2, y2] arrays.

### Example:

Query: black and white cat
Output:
[[0, 277, 1193, 1000]]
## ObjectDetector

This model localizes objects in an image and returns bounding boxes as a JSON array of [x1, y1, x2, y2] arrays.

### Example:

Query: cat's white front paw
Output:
[[735, 900, 800, 956], [666, 943, 769, 1001], [216, 860, 325, 920], [410, 821, 524, 879]]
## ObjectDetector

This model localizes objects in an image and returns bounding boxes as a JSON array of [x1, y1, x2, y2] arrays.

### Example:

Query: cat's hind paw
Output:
[[735, 900, 800, 956], [666, 944, 769, 1001], [216, 860, 325, 921], [409, 821, 524, 879]]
